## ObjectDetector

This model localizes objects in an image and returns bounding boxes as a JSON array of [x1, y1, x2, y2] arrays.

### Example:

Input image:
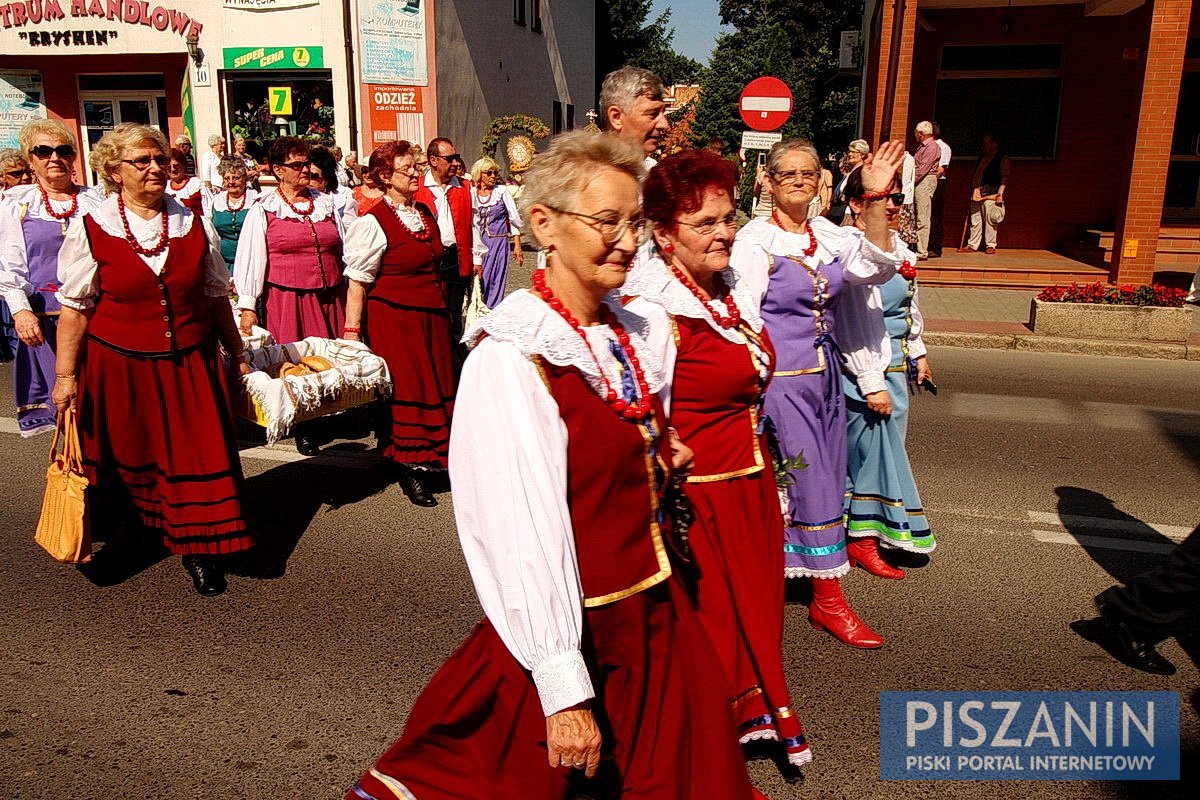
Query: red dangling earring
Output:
[[660, 241, 675, 255]]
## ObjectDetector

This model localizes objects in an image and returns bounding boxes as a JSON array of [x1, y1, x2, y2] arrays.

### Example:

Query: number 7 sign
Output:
[[268, 87, 293, 116]]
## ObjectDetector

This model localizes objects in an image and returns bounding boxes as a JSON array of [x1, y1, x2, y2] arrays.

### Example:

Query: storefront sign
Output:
[[224, 46, 323, 70], [0, 70, 45, 148], [223, 0, 316, 9], [0, 0, 203, 38], [359, 0, 427, 86], [367, 84, 423, 147]]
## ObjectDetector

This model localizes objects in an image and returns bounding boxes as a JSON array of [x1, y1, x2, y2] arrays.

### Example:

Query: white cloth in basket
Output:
[[241, 338, 392, 444]]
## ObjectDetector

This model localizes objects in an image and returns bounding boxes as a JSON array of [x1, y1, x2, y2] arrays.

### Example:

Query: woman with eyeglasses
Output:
[[837, 168, 936, 576], [347, 131, 759, 800], [164, 147, 210, 217], [0, 120, 103, 437], [729, 138, 905, 650], [342, 141, 455, 507], [233, 137, 346, 348], [51, 123, 253, 596], [308, 145, 358, 224], [0, 148, 32, 196], [234, 137, 349, 455], [623, 148, 811, 768], [208, 157, 260, 274], [469, 156, 523, 308]]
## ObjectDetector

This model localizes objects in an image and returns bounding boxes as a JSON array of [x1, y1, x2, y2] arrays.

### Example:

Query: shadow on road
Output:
[[231, 445, 395, 580], [1057, 486, 1199, 682], [1148, 409, 1200, 472]]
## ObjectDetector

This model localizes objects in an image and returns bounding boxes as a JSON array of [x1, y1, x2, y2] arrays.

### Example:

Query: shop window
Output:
[[222, 70, 335, 164], [531, 0, 543, 33], [933, 44, 1062, 160], [514, 0, 525, 26]]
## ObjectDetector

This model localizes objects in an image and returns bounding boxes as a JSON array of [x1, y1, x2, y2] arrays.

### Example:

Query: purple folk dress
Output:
[[0, 184, 101, 437], [472, 185, 522, 309], [731, 217, 901, 579]]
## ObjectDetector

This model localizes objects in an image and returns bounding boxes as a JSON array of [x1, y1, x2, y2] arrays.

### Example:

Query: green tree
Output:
[[697, 1, 864, 155], [597, 0, 702, 88]]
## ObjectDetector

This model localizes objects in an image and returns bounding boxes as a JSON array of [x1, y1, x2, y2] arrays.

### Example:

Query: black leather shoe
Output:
[[397, 471, 437, 507], [182, 555, 228, 597], [1095, 598, 1176, 676], [295, 434, 321, 456]]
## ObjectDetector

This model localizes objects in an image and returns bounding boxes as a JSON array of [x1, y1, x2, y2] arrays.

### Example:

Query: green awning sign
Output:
[[223, 46, 324, 70]]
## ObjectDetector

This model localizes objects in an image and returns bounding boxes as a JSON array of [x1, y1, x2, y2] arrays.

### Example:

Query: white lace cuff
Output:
[[908, 338, 927, 359], [857, 370, 888, 396], [862, 231, 904, 265], [3, 288, 31, 315], [344, 267, 376, 285], [531, 649, 594, 716], [55, 292, 92, 311]]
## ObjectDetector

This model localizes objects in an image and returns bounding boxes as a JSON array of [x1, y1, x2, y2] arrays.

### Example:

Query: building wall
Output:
[[434, 0, 595, 163], [908, 3, 1153, 250]]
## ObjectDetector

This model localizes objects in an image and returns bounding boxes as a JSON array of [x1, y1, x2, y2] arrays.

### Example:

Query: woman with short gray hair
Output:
[[347, 130, 758, 800], [730, 137, 907, 650], [209, 156, 259, 272], [200, 133, 226, 192]]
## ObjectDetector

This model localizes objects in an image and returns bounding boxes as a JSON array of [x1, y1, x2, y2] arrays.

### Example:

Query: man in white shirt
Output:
[[599, 66, 670, 170], [415, 137, 480, 344], [931, 121, 952, 257]]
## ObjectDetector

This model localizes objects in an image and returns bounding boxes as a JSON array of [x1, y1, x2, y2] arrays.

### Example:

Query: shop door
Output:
[[1164, 71, 1200, 220], [78, 92, 167, 186]]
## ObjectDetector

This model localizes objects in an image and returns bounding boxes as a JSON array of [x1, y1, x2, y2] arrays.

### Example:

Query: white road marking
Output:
[[1026, 511, 1191, 542], [1031, 530, 1177, 555], [0, 417, 21, 435]]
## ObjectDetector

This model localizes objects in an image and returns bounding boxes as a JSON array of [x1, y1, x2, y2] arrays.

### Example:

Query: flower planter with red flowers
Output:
[[1029, 283, 1192, 343]]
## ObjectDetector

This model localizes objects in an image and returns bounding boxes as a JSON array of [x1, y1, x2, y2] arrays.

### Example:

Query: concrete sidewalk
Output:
[[920, 286, 1200, 361]]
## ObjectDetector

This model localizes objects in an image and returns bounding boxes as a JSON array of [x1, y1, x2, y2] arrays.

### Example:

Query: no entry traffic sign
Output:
[[739, 77, 793, 132]]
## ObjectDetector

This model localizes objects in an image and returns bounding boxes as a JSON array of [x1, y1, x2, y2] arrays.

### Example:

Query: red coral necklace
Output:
[[39, 182, 78, 234], [771, 210, 820, 258], [532, 268, 652, 420], [117, 194, 169, 257], [668, 262, 742, 329], [278, 188, 314, 218]]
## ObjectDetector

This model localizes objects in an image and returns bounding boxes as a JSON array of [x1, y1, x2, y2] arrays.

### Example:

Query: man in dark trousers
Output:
[[1094, 523, 1200, 675], [414, 137, 480, 346]]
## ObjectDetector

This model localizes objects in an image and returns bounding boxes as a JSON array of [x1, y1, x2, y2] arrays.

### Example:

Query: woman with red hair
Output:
[[624, 148, 811, 768], [342, 140, 455, 507]]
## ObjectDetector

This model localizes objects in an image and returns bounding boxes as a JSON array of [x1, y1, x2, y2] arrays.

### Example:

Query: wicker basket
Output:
[[238, 383, 385, 428]]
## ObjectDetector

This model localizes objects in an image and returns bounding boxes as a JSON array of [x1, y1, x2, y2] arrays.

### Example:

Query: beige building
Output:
[[0, 0, 594, 182]]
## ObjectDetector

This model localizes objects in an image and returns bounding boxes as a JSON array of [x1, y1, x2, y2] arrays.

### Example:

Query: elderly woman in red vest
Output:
[[51, 123, 253, 597], [346, 131, 761, 800], [233, 136, 347, 345], [342, 141, 455, 508]]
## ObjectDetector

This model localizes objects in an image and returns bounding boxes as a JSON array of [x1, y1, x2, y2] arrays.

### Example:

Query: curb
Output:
[[924, 331, 1200, 361]]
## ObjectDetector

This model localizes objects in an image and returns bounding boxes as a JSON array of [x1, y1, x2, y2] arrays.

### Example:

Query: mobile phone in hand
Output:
[[920, 377, 938, 396]]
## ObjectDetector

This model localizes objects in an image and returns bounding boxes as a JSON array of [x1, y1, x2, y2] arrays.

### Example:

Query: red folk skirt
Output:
[[686, 468, 812, 767], [264, 283, 346, 345], [346, 582, 757, 800], [365, 295, 455, 468], [76, 337, 253, 556]]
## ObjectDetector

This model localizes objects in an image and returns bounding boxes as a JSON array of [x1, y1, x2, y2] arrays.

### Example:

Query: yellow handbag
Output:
[[34, 408, 92, 563]]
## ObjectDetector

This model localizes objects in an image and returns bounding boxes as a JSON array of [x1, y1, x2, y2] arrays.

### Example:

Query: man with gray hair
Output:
[[173, 134, 196, 176], [912, 120, 940, 259], [599, 65, 670, 167]]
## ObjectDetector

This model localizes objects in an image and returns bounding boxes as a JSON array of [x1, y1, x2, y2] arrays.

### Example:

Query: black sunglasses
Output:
[[5, 169, 30, 178], [433, 152, 463, 163], [280, 159, 311, 170], [29, 144, 76, 160], [121, 154, 171, 170]]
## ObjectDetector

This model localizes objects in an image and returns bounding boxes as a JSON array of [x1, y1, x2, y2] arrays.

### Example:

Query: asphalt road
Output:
[[0, 346, 1197, 800]]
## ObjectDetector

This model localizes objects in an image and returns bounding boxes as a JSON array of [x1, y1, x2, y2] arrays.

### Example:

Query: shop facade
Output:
[[0, 0, 353, 184], [1, 1, 594, 184], [859, 0, 1200, 285]]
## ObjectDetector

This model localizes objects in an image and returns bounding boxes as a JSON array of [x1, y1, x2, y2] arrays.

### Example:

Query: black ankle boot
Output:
[[182, 555, 228, 597], [397, 469, 437, 507]]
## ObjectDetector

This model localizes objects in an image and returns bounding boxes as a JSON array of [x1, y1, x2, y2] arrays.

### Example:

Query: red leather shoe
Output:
[[808, 577, 885, 649], [847, 536, 906, 580]]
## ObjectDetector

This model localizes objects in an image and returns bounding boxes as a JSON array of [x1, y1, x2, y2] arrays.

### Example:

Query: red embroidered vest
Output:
[[536, 358, 673, 607], [364, 202, 445, 309], [264, 210, 343, 290], [83, 214, 212, 356], [669, 317, 774, 481]]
